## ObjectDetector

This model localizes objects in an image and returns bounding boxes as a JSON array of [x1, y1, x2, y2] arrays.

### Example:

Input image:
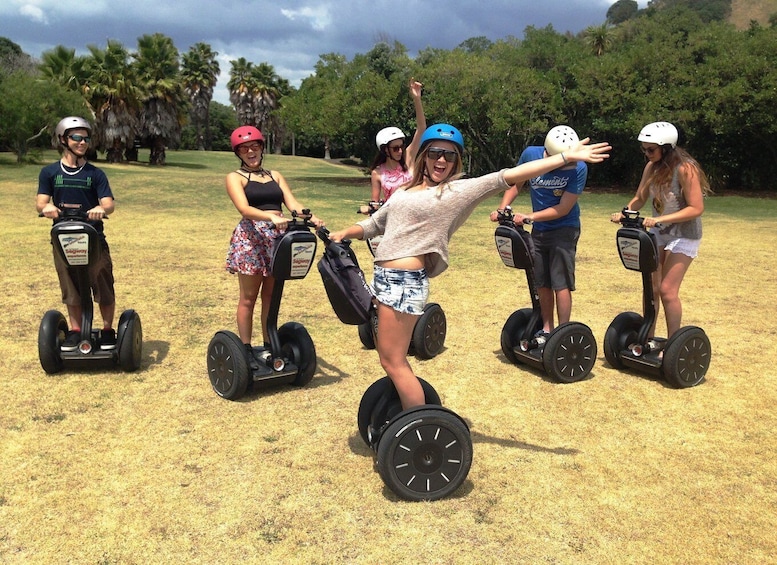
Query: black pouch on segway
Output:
[[317, 240, 373, 325]]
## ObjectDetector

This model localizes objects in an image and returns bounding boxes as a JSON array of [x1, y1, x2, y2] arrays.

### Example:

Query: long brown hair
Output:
[[646, 145, 712, 213]]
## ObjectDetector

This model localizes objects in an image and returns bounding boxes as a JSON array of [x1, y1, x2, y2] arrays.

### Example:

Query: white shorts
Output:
[[652, 231, 700, 258]]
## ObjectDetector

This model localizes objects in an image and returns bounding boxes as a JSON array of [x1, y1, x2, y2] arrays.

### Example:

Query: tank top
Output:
[[650, 168, 702, 239], [241, 171, 283, 211], [379, 164, 412, 200]]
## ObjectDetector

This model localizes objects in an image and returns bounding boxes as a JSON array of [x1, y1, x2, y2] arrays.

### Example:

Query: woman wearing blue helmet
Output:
[[330, 122, 611, 410]]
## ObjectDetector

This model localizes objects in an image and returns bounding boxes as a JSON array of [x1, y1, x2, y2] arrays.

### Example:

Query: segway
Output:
[[495, 207, 597, 383], [38, 208, 143, 373], [604, 209, 710, 388], [354, 201, 447, 359], [357, 376, 472, 501], [207, 210, 318, 400]]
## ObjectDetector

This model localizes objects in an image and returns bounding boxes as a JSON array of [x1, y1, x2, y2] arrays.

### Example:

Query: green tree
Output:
[[0, 71, 87, 160], [132, 33, 186, 165], [181, 42, 220, 150], [607, 0, 639, 24]]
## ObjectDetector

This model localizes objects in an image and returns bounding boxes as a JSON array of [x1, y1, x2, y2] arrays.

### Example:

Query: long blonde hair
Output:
[[647, 146, 712, 213], [403, 143, 464, 196]]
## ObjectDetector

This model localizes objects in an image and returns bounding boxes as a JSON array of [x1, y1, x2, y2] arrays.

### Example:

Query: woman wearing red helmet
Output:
[[225, 125, 324, 370]]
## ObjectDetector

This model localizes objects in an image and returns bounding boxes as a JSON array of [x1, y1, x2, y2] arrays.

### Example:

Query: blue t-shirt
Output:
[[38, 160, 114, 235], [517, 146, 587, 232]]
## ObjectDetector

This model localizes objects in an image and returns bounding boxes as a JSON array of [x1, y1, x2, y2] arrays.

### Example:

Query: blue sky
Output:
[[1, 0, 647, 104]]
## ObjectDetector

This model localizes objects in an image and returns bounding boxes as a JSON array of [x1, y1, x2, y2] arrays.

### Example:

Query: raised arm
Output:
[[405, 78, 427, 169]]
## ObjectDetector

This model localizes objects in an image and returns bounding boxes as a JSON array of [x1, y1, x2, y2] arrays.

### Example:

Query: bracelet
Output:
[[561, 152, 568, 165]]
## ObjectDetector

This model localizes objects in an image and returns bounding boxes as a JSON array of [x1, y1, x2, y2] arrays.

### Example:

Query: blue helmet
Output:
[[420, 123, 464, 153]]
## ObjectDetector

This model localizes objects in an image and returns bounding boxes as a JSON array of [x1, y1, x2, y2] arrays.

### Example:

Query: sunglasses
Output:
[[238, 142, 263, 154], [426, 147, 458, 163], [68, 134, 91, 143], [388, 144, 404, 152], [641, 145, 659, 156]]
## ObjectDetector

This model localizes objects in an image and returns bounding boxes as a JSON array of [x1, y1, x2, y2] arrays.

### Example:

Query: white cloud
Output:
[[280, 5, 332, 31], [19, 4, 48, 25]]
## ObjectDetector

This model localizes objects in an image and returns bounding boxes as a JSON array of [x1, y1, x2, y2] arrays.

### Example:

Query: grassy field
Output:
[[1, 150, 776, 564]]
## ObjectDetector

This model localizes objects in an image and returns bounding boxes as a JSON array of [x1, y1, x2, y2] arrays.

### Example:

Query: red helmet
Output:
[[230, 126, 264, 151]]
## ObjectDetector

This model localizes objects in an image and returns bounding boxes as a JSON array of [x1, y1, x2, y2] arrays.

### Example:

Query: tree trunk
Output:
[[149, 137, 166, 165]]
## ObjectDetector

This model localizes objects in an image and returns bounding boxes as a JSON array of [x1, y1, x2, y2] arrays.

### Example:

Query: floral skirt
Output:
[[225, 218, 281, 276]]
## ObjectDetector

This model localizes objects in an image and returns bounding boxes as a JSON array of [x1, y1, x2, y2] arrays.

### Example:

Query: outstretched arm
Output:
[[503, 138, 610, 187]]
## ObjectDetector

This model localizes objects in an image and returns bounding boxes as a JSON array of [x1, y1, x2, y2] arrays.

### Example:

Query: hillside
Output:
[[730, 0, 777, 28]]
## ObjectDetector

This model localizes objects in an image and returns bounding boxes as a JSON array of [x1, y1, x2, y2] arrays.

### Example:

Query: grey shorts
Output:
[[532, 227, 580, 291], [372, 265, 429, 316]]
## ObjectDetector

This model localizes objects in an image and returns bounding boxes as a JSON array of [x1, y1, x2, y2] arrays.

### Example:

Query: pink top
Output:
[[378, 164, 412, 200]]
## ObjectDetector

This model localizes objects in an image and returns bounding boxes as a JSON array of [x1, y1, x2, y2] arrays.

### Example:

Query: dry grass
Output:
[[1, 150, 776, 564]]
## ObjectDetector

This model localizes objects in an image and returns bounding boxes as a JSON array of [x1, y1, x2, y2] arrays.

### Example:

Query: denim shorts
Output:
[[372, 265, 429, 315]]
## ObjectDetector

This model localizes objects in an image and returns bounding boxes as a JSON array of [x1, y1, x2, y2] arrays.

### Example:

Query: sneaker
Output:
[[61, 330, 80, 352], [100, 328, 117, 350], [244, 343, 260, 372], [534, 330, 549, 347]]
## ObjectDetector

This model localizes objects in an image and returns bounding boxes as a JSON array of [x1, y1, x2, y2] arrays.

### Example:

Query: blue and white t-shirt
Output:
[[517, 146, 588, 232]]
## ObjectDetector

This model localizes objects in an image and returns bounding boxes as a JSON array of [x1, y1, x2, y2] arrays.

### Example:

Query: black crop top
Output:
[[242, 172, 284, 211]]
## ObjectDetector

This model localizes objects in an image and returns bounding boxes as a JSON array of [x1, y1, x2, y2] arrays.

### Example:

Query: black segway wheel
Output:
[[542, 322, 597, 383], [410, 303, 447, 359], [500, 308, 537, 364], [117, 310, 143, 372], [662, 326, 711, 388], [357, 376, 441, 447], [278, 322, 317, 386], [38, 310, 67, 374], [207, 331, 250, 400], [376, 407, 472, 501], [604, 312, 643, 370], [357, 311, 377, 350]]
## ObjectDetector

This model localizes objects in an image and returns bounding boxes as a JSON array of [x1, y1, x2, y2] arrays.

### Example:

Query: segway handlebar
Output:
[[357, 201, 384, 215], [616, 208, 663, 230], [495, 206, 532, 227], [316, 225, 353, 247]]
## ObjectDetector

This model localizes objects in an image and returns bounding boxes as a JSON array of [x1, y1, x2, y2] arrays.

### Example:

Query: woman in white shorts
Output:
[[611, 121, 712, 340]]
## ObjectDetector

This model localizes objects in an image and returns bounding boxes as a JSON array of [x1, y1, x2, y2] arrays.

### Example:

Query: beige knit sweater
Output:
[[357, 170, 510, 278]]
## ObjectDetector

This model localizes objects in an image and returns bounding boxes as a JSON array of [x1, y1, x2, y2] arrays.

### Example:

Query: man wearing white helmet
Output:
[[491, 125, 589, 345], [611, 121, 711, 344], [36, 116, 117, 352], [369, 79, 426, 202]]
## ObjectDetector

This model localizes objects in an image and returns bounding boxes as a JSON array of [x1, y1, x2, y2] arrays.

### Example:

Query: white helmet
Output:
[[55, 116, 92, 139], [638, 121, 678, 148], [375, 126, 405, 149], [544, 125, 579, 156]]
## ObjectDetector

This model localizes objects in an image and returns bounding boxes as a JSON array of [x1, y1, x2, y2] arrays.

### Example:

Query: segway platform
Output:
[[495, 208, 596, 383], [207, 211, 318, 399], [604, 210, 711, 388], [38, 208, 142, 374]]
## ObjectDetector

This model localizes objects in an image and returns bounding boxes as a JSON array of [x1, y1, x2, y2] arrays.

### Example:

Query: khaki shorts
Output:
[[53, 240, 115, 306]]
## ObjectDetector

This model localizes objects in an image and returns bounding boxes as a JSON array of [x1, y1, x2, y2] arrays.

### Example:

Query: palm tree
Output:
[[248, 62, 281, 133], [584, 23, 615, 57], [39, 46, 90, 94], [84, 40, 140, 162], [181, 42, 220, 150], [133, 33, 186, 165], [227, 57, 254, 126]]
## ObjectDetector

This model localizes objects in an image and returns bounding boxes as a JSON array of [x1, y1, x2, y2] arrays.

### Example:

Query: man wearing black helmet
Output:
[[36, 116, 117, 352]]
